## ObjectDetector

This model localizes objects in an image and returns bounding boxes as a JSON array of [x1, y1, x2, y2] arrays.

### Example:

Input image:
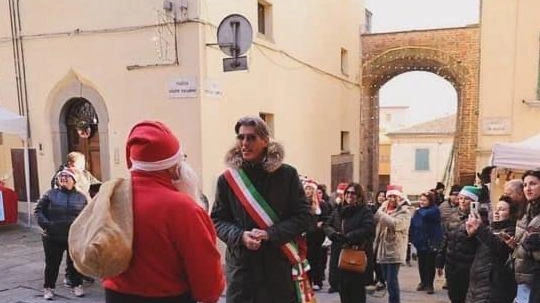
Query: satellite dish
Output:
[[217, 14, 253, 57]]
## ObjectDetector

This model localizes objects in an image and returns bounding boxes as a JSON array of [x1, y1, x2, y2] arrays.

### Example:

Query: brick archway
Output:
[[360, 26, 480, 191]]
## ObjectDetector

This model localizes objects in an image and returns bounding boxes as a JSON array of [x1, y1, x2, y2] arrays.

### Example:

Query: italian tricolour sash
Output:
[[224, 168, 315, 303]]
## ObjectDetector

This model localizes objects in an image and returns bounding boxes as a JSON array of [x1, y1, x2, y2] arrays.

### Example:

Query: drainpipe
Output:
[[15, 0, 31, 139]]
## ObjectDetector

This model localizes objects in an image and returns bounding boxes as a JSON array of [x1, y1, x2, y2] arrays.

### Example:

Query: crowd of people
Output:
[[298, 169, 540, 303], [31, 116, 540, 303]]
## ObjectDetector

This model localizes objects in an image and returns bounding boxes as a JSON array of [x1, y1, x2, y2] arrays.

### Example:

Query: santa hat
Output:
[[386, 184, 403, 197], [336, 182, 348, 194], [303, 179, 318, 190], [126, 121, 182, 171], [459, 185, 480, 202], [56, 168, 77, 182]]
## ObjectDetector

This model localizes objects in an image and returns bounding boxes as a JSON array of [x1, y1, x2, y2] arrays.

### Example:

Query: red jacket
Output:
[[103, 171, 224, 302]]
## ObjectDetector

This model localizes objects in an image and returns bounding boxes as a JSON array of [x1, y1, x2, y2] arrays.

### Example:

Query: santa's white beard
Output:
[[172, 161, 204, 209]]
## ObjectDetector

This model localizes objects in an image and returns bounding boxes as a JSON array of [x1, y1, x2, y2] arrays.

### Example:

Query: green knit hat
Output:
[[458, 185, 480, 202]]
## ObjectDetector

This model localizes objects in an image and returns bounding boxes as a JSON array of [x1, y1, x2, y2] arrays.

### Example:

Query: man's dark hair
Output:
[[234, 116, 270, 139], [435, 182, 445, 190]]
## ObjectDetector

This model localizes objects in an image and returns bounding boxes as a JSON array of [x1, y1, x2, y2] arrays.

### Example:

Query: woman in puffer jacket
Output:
[[324, 182, 375, 303], [436, 185, 480, 303], [34, 169, 87, 300], [410, 191, 443, 294], [465, 195, 518, 303], [509, 170, 540, 303]]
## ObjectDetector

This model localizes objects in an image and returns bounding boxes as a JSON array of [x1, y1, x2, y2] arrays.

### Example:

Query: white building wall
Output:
[[478, 1, 540, 168], [199, 0, 364, 195], [0, 0, 365, 208], [390, 136, 453, 196]]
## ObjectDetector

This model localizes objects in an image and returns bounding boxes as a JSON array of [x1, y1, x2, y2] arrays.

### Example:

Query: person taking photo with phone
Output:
[[465, 195, 518, 303], [373, 184, 411, 303], [436, 185, 480, 303]]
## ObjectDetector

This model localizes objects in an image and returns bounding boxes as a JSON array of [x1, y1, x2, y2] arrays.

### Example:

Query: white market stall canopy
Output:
[[0, 107, 32, 226], [491, 133, 540, 170], [0, 107, 27, 139]]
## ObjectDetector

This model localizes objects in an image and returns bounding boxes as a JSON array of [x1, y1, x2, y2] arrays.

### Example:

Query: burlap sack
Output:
[[68, 178, 133, 278]]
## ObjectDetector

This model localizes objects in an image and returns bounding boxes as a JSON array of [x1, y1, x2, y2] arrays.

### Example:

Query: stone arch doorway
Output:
[[49, 72, 110, 181], [360, 26, 480, 191]]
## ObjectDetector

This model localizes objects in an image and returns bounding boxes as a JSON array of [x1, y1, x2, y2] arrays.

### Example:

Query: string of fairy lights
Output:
[[356, 43, 480, 186]]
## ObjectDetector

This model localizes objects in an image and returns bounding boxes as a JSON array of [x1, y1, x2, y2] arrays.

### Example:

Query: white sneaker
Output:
[[365, 284, 377, 292], [43, 288, 54, 300], [72, 285, 84, 297]]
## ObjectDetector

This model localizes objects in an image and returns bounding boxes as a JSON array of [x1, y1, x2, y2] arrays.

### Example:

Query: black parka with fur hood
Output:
[[211, 142, 311, 303]]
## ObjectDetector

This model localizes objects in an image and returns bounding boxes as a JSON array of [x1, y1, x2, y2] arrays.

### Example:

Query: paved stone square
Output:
[[0, 224, 449, 303]]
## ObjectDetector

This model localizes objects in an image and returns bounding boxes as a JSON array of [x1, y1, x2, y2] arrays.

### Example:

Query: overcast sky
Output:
[[365, 0, 480, 126]]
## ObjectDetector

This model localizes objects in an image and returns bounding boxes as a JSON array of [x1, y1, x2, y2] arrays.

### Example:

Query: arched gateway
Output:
[[360, 26, 480, 191]]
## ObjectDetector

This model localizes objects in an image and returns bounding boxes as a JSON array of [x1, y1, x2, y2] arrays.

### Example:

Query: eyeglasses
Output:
[[345, 190, 356, 195], [236, 134, 257, 142]]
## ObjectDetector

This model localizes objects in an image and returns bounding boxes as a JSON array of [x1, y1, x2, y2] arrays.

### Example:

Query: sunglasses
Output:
[[345, 190, 357, 195], [236, 134, 258, 142]]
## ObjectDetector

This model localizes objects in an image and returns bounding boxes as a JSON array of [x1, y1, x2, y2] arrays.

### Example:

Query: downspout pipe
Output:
[[15, 0, 31, 139], [8, 0, 23, 115]]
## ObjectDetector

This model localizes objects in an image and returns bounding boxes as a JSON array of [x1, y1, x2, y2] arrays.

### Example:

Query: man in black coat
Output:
[[211, 116, 311, 303]]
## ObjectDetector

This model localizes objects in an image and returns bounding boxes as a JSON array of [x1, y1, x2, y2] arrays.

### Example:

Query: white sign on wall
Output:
[[168, 77, 198, 98], [205, 79, 223, 98], [482, 117, 511, 135]]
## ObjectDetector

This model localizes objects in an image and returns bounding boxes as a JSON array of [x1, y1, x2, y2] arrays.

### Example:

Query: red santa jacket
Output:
[[102, 171, 224, 302]]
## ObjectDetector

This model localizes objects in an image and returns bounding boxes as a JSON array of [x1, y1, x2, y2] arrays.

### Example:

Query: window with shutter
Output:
[[415, 148, 430, 171]]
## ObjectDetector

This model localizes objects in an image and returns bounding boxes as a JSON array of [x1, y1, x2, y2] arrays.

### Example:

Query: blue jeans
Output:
[[381, 263, 401, 303]]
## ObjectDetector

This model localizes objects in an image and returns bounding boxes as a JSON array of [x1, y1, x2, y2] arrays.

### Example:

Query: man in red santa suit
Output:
[[102, 120, 224, 303]]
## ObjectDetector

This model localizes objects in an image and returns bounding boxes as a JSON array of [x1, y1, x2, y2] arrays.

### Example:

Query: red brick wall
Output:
[[360, 26, 480, 190]]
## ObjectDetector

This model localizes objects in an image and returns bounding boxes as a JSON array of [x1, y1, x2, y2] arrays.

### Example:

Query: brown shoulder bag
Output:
[[338, 246, 367, 273]]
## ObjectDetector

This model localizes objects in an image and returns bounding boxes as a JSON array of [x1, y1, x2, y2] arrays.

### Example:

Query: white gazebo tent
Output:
[[0, 107, 31, 226], [491, 133, 540, 170], [490, 133, 540, 204]]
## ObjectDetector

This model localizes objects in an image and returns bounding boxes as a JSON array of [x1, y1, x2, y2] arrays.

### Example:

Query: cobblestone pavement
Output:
[[0, 224, 450, 303]]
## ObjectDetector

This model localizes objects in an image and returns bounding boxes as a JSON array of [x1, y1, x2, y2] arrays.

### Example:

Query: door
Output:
[[65, 98, 101, 180], [330, 154, 353, 193]]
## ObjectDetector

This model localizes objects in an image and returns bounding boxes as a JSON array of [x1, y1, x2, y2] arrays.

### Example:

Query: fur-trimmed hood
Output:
[[224, 141, 284, 173]]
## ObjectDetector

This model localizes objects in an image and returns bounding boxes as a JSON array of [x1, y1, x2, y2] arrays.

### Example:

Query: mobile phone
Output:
[[470, 202, 480, 216], [495, 231, 511, 240]]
